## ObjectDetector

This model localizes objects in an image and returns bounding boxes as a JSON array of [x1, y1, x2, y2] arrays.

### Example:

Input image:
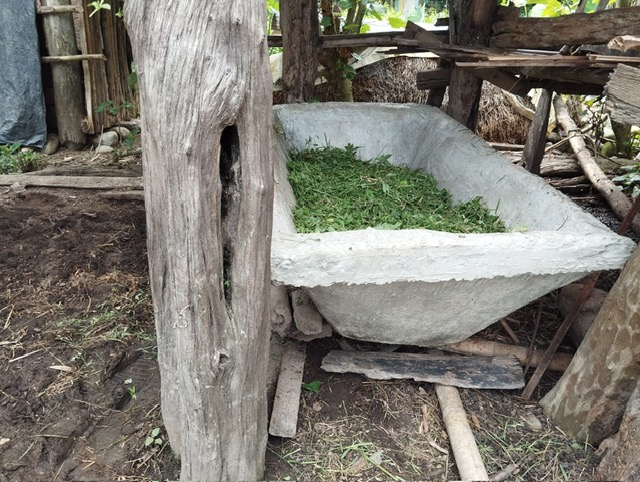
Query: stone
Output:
[[96, 131, 119, 147], [291, 289, 324, 335], [41, 133, 60, 155], [111, 126, 131, 140], [95, 145, 115, 154]]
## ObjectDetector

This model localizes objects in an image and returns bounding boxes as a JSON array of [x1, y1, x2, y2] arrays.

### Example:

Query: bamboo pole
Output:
[[442, 338, 572, 372], [435, 384, 489, 481]]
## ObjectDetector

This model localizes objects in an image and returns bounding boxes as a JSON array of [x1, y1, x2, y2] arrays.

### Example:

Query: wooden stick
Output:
[[442, 338, 572, 372], [498, 319, 521, 344], [435, 384, 489, 481], [41, 54, 106, 62], [37, 5, 83, 13], [554, 96, 640, 236]]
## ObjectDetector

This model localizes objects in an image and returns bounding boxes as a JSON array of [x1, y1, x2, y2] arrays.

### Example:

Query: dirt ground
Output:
[[0, 146, 626, 481]]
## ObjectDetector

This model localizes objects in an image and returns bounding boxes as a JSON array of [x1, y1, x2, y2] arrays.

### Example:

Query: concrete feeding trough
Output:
[[270, 103, 635, 346]]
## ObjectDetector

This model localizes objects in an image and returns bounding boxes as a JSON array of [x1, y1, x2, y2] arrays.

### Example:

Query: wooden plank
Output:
[[470, 68, 530, 96], [608, 35, 640, 52], [269, 345, 306, 438], [321, 351, 525, 389], [0, 175, 143, 190], [416, 68, 450, 90], [522, 89, 553, 175], [267, 29, 449, 48], [491, 7, 640, 49], [605, 63, 640, 125]]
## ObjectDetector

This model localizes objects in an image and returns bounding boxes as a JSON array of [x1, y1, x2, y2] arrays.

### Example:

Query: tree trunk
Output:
[[281, 0, 318, 103], [540, 244, 640, 445], [595, 378, 640, 481], [41, 0, 87, 149], [124, 2, 273, 481], [447, 0, 498, 129]]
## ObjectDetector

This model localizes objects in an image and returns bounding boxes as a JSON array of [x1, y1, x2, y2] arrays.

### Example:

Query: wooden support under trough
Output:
[[321, 351, 525, 389], [269, 344, 306, 438]]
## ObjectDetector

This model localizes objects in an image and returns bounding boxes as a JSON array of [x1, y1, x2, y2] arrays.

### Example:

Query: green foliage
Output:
[[302, 380, 322, 392], [145, 427, 164, 448], [287, 144, 505, 234], [87, 0, 111, 17], [0, 144, 44, 174], [612, 163, 640, 200], [96, 100, 135, 117]]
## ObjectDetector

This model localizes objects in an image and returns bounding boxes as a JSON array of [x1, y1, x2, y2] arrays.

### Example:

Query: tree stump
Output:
[[125, 2, 273, 480]]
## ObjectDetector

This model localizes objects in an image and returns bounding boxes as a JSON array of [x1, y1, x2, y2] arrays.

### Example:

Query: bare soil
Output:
[[0, 147, 623, 481]]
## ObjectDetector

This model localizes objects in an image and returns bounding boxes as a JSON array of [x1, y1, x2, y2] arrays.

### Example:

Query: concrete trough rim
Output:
[[272, 228, 632, 286]]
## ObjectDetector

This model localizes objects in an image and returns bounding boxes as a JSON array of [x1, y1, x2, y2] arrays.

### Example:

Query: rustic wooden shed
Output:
[[37, 0, 135, 148]]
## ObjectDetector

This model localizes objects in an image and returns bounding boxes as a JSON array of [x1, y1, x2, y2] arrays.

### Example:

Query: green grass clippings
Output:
[[287, 144, 505, 234]]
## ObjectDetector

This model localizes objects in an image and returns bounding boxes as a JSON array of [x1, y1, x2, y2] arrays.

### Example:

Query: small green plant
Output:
[[96, 100, 135, 117], [612, 163, 640, 200], [122, 127, 140, 149], [302, 380, 322, 393], [124, 378, 137, 400], [87, 0, 111, 17], [0, 143, 44, 174], [145, 427, 164, 448]]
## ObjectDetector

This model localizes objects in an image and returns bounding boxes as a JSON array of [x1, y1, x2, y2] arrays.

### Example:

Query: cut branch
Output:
[[554, 96, 640, 236]]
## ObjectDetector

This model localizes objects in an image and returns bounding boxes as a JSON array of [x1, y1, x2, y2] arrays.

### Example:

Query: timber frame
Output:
[[272, 1, 640, 131], [37, 0, 135, 140]]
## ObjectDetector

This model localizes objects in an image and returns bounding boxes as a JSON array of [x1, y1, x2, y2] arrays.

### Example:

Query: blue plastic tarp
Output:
[[0, 0, 47, 148]]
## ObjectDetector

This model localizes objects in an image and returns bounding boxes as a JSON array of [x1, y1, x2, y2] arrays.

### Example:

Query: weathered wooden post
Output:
[[41, 0, 87, 149], [280, 0, 319, 103], [125, 1, 273, 480], [446, 0, 497, 130]]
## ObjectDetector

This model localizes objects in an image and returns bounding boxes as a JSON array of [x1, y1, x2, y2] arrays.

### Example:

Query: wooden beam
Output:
[[268, 29, 450, 49], [416, 68, 450, 90], [491, 7, 640, 49], [608, 35, 640, 52], [605, 63, 640, 125], [470, 68, 530, 96], [0, 175, 143, 190], [37, 5, 83, 13], [522, 89, 553, 175], [321, 351, 525, 389], [447, 0, 499, 129], [403, 21, 449, 106]]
